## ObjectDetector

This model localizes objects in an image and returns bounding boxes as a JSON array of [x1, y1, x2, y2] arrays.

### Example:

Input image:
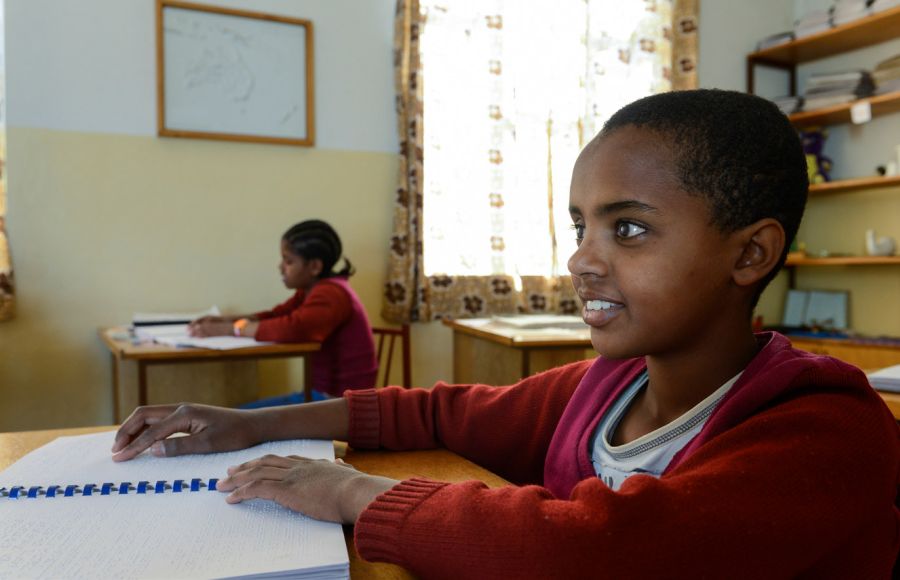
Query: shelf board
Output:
[[789, 90, 900, 127], [748, 6, 900, 66], [809, 175, 900, 195], [785, 256, 900, 266]]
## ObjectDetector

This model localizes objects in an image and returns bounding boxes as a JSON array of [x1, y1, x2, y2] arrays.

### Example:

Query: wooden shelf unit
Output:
[[789, 90, 900, 127], [746, 6, 900, 94], [809, 175, 900, 196], [785, 255, 900, 267]]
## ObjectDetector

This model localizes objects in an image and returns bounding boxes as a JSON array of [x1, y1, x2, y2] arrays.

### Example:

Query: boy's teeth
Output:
[[586, 300, 616, 311]]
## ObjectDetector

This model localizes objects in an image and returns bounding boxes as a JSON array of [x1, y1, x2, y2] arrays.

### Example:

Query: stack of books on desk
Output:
[[868, 364, 900, 393], [832, 0, 872, 26], [802, 70, 875, 110], [874, 53, 900, 95]]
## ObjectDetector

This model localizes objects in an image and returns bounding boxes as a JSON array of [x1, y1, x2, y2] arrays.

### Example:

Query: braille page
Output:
[[0, 432, 349, 579]]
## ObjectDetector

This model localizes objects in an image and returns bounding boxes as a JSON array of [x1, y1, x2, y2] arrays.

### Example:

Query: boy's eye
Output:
[[615, 221, 647, 239], [571, 224, 585, 241]]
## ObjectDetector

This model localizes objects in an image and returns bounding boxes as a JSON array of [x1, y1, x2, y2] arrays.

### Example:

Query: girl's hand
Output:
[[217, 455, 399, 524], [111, 404, 262, 461], [188, 319, 234, 337]]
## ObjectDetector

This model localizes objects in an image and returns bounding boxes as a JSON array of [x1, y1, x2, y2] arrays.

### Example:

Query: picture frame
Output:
[[156, 0, 315, 146]]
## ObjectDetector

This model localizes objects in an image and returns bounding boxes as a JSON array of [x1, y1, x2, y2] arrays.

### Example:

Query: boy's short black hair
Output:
[[599, 88, 808, 303]]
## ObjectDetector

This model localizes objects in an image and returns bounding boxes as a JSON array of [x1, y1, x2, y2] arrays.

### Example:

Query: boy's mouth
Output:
[[582, 298, 624, 327]]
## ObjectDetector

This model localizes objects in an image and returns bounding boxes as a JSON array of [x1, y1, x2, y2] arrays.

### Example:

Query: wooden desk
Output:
[[99, 327, 320, 422], [444, 318, 594, 385], [0, 426, 510, 580]]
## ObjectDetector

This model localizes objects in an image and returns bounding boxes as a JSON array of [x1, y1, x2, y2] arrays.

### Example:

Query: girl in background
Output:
[[190, 219, 377, 402]]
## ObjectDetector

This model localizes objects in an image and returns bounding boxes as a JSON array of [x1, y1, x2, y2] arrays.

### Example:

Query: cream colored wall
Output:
[[0, 127, 397, 430]]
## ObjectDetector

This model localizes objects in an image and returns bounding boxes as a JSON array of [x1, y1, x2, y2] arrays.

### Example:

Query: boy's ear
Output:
[[731, 218, 785, 287]]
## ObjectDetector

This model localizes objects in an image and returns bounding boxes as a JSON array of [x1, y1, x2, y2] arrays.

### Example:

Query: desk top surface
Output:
[[1, 425, 509, 580], [99, 326, 320, 360], [444, 317, 593, 348]]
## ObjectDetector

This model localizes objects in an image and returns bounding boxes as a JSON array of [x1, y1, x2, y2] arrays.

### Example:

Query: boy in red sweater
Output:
[[113, 90, 899, 578]]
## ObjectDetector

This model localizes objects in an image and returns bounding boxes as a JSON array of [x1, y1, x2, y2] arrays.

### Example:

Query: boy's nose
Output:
[[567, 239, 608, 278]]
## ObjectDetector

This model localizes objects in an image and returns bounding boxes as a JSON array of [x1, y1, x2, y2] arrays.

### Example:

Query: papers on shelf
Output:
[[868, 364, 900, 393]]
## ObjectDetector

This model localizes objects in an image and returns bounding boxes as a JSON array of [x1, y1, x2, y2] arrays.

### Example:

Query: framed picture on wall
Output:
[[156, 0, 315, 146]]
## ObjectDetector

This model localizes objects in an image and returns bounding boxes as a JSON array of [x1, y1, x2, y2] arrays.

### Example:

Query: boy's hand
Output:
[[217, 455, 398, 524], [111, 404, 260, 462]]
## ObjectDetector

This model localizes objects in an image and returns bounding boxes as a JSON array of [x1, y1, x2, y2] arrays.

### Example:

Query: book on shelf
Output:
[[801, 70, 875, 111], [0, 431, 350, 579], [756, 30, 794, 51], [771, 95, 803, 115], [794, 8, 833, 38], [874, 53, 900, 94], [871, 0, 900, 14], [831, 0, 873, 26]]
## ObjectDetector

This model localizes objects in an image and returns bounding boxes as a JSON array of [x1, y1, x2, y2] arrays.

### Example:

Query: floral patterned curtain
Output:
[[383, 0, 698, 323], [0, 150, 12, 322], [0, 17, 11, 323]]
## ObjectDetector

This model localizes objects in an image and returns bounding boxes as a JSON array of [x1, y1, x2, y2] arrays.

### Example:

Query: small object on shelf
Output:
[[886, 161, 898, 176], [800, 127, 833, 183], [794, 8, 833, 38], [872, 0, 900, 15], [873, 53, 900, 94], [865, 229, 897, 256], [832, 0, 872, 26], [756, 30, 794, 51]]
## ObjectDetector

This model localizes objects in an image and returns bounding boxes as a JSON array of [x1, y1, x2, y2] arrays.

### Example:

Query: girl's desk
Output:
[[99, 327, 320, 422], [0, 426, 509, 580]]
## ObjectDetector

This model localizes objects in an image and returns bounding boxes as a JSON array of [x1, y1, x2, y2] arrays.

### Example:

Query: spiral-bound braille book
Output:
[[0, 431, 349, 579]]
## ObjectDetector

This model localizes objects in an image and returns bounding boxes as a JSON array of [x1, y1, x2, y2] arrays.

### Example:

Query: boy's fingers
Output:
[[226, 454, 303, 475], [112, 406, 178, 452], [217, 466, 290, 491], [225, 480, 280, 504], [111, 413, 196, 461]]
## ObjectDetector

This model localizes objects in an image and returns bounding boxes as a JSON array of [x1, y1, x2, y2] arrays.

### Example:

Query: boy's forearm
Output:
[[246, 398, 350, 443]]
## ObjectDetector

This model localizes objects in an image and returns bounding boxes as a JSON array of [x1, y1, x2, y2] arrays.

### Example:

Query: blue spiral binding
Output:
[[2, 478, 219, 499]]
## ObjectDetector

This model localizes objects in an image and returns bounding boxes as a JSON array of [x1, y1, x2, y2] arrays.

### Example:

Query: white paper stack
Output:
[[756, 30, 794, 51], [832, 0, 871, 26], [868, 364, 900, 393], [802, 69, 874, 110], [794, 9, 833, 38], [871, 0, 900, 14], [873, 53, 900, 95]]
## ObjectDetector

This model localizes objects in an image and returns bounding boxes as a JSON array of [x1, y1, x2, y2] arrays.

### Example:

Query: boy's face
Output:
[[568, 126, 738, 360]]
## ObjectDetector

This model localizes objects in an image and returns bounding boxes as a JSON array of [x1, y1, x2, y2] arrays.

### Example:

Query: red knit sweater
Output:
[[254, 278, 377, 396], [345, 333, 899, 579]]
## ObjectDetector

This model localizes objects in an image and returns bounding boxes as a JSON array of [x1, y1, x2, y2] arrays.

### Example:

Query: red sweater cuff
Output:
[[354, 478, 450, 564], [345, 389, 381, 449]]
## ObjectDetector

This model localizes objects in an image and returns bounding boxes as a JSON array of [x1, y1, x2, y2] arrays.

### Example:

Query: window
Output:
[[420, 0, 673, 278]]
